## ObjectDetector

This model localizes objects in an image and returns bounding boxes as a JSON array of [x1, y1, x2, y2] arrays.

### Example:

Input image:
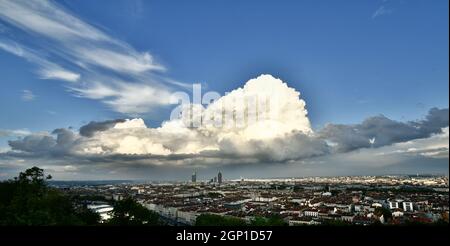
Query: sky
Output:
[[0, 0, 448, 180]]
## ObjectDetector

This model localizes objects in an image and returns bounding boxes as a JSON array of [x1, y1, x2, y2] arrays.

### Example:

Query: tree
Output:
[[16, 166, 52, 184], [374, 207, 392, 223], [14, 166, 52, 198], [0, 167, 100, 225], [75, 206, 101, 225], [249, 215, 287, 226], [321, 219, 351, 226], [107, 198, 161, 225], [207, 192, 223, 198], [195, 214, 247, 226]]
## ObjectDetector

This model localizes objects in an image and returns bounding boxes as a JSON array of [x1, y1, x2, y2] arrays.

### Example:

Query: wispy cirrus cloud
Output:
[[0, 39, 80, 83], [39, 68, 80, 82], [0, 0, 187, 114], [0, 0, 108, 42], [21, 89, 36, 101], [372, 5, 394, 19]]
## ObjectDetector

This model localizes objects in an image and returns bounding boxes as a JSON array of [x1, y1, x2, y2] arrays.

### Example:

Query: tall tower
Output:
[[218, 171, 222, 184], [191, 171, 197, 183]]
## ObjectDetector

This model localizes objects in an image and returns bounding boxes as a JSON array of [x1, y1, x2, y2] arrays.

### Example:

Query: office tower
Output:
[[191, 171, 197, 183], [218, 171, 223, 184]]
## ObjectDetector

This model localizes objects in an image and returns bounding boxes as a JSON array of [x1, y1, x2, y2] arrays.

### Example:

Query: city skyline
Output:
[[0, 0, 449, 180], [52, 173, 449, 226]]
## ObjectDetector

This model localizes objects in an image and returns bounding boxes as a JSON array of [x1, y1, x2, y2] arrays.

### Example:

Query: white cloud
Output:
[[21, 89, 35, 101], [63, 75, 327, 162], [0, 39, 81, 83], [74, 48, 164, 73], [39, 68, 80, 82], [113, 119, 147, 129], [201, 74, 312, 138], [0, 39, 24, 56], [372, 5, 393, 19], [71, 82, 118, 100], [0, 0, 108, 42], [71, 80, 173, 114], [0, 0, 162, 74]]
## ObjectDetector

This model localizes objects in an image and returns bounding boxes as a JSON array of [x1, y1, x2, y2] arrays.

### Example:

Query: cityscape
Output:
[[55, 171, 449, 226], [0, 2, 448, 243]]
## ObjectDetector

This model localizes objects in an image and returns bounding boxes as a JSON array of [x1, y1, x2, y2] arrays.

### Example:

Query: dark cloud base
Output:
[[318, 108, 448, 152], [1, 107, 448, 180]]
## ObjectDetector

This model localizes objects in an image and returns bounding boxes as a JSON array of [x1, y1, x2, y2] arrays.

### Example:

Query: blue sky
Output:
[[0, 0, 448, 179], [1, 0, 448, 130]]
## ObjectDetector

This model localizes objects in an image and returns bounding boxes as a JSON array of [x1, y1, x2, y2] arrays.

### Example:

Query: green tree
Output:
[[75, 206, 102, 225], [321, 219, 351, 226], [375, 207, 392, 222], [249, 215, 287, 226], [107, 198, 161, 225], [0, 166, 100, 225], [195, 214, 247, 226], [207, 192, 223, 198]]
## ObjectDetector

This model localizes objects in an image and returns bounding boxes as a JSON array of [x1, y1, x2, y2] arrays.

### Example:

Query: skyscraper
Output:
[[191, 171, 197, 183], [218, 171, 222, 184]]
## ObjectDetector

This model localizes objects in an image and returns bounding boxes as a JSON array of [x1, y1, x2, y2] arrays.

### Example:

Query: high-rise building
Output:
[[191, 171, 197, 183], [218, 171, 223, 184]]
